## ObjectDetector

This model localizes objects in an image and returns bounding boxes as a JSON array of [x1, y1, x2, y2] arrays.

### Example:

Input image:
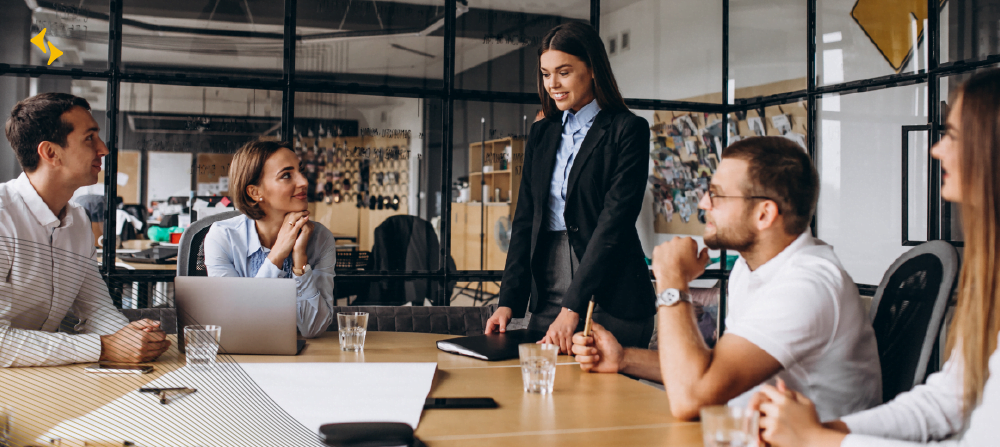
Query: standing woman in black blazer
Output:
[[485, 22, 655, 354]]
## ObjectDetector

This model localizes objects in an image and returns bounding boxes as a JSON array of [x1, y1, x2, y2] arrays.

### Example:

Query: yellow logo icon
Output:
[[30, 28, 63, 66], [850, 0, 945, 72]]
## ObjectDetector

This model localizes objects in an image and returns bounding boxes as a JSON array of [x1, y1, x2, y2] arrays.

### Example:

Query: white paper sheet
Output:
[[41, 362, 437, 447], [238, 362, 438, 432]]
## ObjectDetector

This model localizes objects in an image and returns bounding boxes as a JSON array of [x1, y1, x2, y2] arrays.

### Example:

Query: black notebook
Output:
[[436, 329, 547, 361]]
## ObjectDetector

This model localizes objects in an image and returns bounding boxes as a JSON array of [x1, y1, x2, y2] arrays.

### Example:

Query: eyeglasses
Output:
[[707, 191, 780, 213]]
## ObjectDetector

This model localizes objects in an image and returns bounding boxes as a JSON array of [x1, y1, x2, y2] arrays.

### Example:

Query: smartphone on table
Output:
[[84, 363, 154, 374]]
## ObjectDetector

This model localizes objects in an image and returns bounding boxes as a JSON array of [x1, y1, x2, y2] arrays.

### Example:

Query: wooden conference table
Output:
[[0, 332, 701, 447]]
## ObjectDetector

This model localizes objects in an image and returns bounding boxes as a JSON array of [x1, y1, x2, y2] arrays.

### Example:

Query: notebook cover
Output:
[[436, 329, 547, 361]]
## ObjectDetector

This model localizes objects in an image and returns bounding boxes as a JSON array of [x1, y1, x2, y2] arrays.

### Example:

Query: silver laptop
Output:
[[174, 276, 300, 355]]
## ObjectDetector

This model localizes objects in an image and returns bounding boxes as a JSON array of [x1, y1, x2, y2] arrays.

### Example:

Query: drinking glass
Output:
[[184, 325, 221, 370], [700, 405, 759, 447], [518, 343, 558, 394], [337, 312, 369, 351]]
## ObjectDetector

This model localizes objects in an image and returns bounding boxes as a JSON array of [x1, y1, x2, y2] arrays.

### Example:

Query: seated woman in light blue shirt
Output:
[[203, 139, 335, 338]]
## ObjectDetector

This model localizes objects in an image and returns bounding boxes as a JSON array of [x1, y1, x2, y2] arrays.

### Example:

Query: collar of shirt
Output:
[[561, 98, 601, 132], [13, 173, 70, 230], [243, 215, 271, 257], [741, 231, 814, 290]]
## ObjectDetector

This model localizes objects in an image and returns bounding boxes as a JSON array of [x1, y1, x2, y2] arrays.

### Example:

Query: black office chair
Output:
[[869, 240, 959, 402], [356, 216, 454, 306], [119, 204, 148, 240], [328, 306, 492, 336], [176, 210, 242, 276]]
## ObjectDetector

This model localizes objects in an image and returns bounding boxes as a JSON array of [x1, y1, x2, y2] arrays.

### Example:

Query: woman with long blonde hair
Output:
[[750, 69, 1000, 446]]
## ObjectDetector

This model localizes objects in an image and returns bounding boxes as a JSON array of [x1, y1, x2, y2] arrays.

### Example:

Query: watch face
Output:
[[657, 289, 680, 307]]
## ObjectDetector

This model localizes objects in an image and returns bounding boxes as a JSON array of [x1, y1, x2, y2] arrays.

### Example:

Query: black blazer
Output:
[[498, 109, 656, 321]]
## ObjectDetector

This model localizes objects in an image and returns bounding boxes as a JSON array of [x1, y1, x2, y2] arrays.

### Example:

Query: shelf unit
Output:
[[468, 137, 525, 214], [453, 137, 526, 294]]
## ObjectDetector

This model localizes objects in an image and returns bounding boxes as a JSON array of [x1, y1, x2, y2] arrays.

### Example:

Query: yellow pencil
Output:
[[582, 298, 596, 337]]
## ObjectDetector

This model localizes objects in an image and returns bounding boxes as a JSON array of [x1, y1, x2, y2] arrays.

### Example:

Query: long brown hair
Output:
[[536, 22, 629, 121], [947, 69, 1000, 413]]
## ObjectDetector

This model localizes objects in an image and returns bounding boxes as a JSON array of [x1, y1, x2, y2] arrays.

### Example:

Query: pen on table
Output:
[[140, 387, 196, 404], [139, 387, 191, 393], [582, 296, 596, 337]]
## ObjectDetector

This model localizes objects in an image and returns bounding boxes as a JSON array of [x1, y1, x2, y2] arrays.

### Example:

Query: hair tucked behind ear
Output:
[[229, 139, 291, 220]]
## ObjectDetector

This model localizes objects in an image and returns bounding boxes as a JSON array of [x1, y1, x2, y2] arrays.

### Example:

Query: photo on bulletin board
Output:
[[648, 111, 723, 236]]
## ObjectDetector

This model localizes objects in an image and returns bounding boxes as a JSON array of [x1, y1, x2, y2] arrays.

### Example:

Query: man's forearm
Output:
[[620, 348, 663, 382], [657, 302, 714, 419]]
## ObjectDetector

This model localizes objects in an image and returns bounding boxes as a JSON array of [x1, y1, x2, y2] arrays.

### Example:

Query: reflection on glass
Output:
[[3, 0, 108, 69], [942, 0, 1000, 63], [729, 0, 807, 99], [121, 1, 284, 77], [818, 0, 929, 85], [293, 93, 435, 264], [455, 1, 589, 93], [452, 281, 502, 307], [296, 0, 445, 87], [817, 86, 927, 285], [118, 83, 281, 211], [601, 0, 722, 102]]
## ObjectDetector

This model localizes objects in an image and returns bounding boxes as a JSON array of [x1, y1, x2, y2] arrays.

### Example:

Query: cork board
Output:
[[196, 153, 234, 196], [99, 150, 140, 204], [651, 78, 808, 235]]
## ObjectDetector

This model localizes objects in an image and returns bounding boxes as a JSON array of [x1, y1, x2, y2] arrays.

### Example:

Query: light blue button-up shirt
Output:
[[546, 98, 601, 231], [202, 214, 336, 338]]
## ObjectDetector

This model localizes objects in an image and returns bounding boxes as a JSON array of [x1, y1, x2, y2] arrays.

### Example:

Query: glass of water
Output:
[[184, 325, 221, 370], [518, 343, 558, 394], [337, 312, 369, 351], [700, 405, 759, 447]]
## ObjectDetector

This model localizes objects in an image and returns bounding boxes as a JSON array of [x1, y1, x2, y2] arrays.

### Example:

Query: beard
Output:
[[704, 218, 757, 252]]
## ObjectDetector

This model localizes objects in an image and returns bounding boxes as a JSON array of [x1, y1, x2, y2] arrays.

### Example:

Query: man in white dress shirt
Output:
[[0, 92, 170, 367], [572, 136, 882, 421]]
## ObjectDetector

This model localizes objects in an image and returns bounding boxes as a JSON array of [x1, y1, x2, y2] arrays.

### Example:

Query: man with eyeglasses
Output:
[[572, 136, 881, 421]]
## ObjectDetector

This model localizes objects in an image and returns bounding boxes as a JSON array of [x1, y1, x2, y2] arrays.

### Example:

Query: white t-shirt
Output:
[[725, 232, 882, 421]]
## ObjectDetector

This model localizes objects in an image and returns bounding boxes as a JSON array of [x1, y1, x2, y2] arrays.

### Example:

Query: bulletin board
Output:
[[649, 111, 724, 235], [649, 79, 808, 235], [196, 153, 234, 196], [98, 150, 141, 204]]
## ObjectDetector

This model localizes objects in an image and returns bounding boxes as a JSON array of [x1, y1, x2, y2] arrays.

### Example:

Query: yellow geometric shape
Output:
[[31, 28, 48, 53], [46, 41, 62, 65], [851, 0, 945, 72]]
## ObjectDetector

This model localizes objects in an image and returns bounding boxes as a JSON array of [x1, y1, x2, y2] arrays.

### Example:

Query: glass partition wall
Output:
[[0, 0, 982, 308]]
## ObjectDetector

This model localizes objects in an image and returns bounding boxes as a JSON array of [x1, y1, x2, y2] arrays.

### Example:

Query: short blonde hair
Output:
[[229, 139, 292, 220]]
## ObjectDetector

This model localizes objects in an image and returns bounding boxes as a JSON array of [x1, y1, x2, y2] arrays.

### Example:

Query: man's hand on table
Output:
[[100, 319, 171, 363]]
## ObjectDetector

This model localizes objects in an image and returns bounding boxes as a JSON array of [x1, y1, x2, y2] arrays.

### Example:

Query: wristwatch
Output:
[[656, 288, 692, 307], [292, 264, 311, 277]]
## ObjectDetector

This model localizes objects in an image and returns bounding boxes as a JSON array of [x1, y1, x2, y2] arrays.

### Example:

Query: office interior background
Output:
[[0, 0, 992, 311]]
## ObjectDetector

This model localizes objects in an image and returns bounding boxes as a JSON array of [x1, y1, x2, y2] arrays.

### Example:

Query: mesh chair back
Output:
[[176, 210, 242, 276], [329, 306, 493, 336], [869, 240, 959, 402]]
